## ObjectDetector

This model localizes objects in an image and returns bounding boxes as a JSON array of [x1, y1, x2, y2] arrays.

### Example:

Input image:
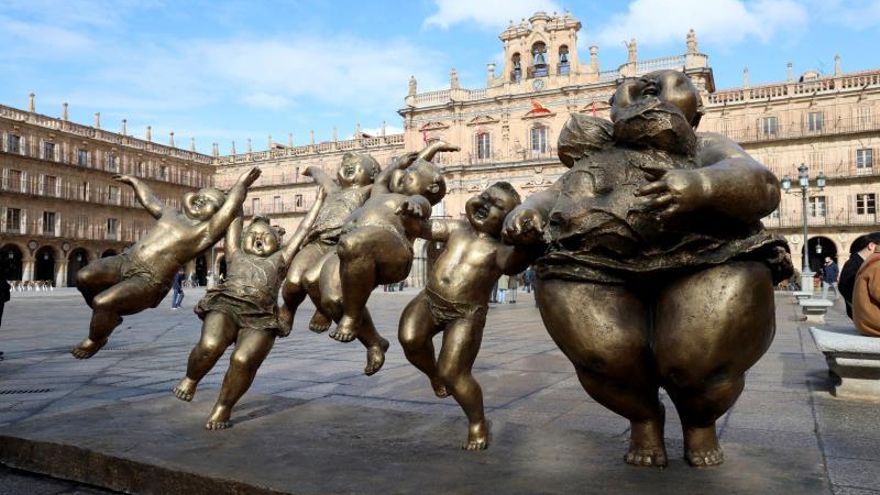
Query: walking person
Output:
[[0, 268, 9, 361], [840, 233, 880, 319], [497, 274, 509, 304], [171, 269, 186, 309], [822, 256, 839, 300], [508, 274, 519, 303], [523, 266, 534, 293]]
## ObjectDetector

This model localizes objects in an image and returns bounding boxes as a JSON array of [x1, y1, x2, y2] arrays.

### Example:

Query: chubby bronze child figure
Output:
[[73, 167, 262, 359], [173, 189, 324, 429], [399, 182, 534, 450], [279, 152, 379, 335], [505, 70, 791, 467]]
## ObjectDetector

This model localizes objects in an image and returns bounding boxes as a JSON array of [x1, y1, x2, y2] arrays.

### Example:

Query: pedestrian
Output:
[[497, 274, 509, 304], [508, 274, 519, 303], [524, 266, 535, 293], [840, 232, 880, 319], [0, 267, 9, 361], [190, 272, 198, 288], [171, 269, 186, 309], [490, 280, 498, 303], [821, 256, 839, 300], [399, 279, 406, 292]]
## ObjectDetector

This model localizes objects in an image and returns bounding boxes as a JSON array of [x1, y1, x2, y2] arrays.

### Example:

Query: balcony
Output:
[[721, 117, 880, 145], [768, 157, 879, 181], [764, 208, 880, 229], [3, 218, 142, 243], [243, 203, 311, 217], [1, 177, 150, 210]]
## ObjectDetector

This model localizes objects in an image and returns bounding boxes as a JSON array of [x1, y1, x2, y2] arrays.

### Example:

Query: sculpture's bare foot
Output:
[[463, 420, 489, 451], [330, 316, 358, 342], [430, 377, 450, 398], [625, 413, 668, 467], [684, 425, 724, 467], [172, 377, 197, 402], [308, 311, 332, 333], [205, 405, 232, 430], [364, 337, 390, 376], [71, 338, 107, 359], [277, 304, 294, 337]]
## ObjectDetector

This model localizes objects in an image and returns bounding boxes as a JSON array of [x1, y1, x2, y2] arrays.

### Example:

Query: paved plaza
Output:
[[0, 288, 878, 494]]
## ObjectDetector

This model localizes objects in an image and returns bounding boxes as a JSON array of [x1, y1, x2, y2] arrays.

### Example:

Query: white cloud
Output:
[[242, 92, 291, 110], [360, 125, 405, 137], [596, 0, 809, 47], [424, 0, 563, 29], [808, 0, 880, 30]]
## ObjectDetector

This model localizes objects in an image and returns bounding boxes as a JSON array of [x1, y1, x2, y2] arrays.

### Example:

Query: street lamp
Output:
[[781, 163, 826, 294]]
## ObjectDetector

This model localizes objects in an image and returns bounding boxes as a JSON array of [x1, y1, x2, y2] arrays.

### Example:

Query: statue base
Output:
[[0, 394, 828, 494]]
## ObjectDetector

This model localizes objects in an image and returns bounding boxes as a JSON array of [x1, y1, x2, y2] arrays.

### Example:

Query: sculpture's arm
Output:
[[371, 151, 419, 196], [304, 166, 340, 193], [497, 243, 544, 275], [202, 167, 261, 247], [280, 188, 325, 265], [419, 218, 467, 242], [225, 211, 242, 257], [502, 180, 561, 245], [113, 175, 164, 219]]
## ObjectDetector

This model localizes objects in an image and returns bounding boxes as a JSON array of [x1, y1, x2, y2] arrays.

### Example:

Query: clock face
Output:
[[532, 78, 545, 91]]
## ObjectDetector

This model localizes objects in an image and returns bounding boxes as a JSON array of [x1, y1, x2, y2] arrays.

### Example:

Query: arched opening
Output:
[[531, 41, 548, 77], [427, 240, 444, 279], [216, 254, 227, 280], [34, 246, 56, 282], [195, 254, 208, 287], [101, 249, 117, 258], [558, 45, 570, 75], [0, 244, 24, 281], [511, 53, 522, 82], [67, 248, 90, 287], [803, 236, 838, 274]]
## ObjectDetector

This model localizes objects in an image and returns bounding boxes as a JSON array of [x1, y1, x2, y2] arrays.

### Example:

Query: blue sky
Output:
[[1, 0, 878, 155]]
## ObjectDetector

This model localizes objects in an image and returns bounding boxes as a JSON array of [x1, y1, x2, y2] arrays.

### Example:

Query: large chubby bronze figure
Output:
[[73, 167, 262, 359], [504, 70, 792, 467]]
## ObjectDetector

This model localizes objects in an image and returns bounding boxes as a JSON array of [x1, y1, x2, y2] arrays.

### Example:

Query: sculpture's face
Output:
[[242, 221, 280, 257], [466, 185, 519, 235], [183, 188, 225, 221], [391, 161, 443, 204], [337, 153, 375, 187], [611, 70, 701, 126]]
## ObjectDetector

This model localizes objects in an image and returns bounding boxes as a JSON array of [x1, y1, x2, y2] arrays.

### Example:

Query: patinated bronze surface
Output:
[[72, 167, 262, 359], [504, 70, 792, 467], [400, 182, 535, 450], [173, 189, 325, 429]]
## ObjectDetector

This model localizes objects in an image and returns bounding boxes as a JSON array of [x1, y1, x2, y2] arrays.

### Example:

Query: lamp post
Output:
[[781, 163, 826, 294]]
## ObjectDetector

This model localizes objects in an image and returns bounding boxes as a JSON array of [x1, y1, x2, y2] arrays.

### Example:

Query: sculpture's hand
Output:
[[240, 167, 262, 186], [502, 206, 546, 245], [396, 197, 430, 219], [112, 174, 135, 185], [635, 169, 708, 220], [303, 166, 318, 178], [392, 151, 420, 169]]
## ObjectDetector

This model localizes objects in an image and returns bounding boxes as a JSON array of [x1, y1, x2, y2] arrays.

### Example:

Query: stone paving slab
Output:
[[0, 393, 829, 495]]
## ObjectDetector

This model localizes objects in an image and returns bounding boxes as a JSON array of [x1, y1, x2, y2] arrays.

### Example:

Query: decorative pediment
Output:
[[466, 115, 500, 126], [522, 100, 555, 119], [419, 121, 450, 131]]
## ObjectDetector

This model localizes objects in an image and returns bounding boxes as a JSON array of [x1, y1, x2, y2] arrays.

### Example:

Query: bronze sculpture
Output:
[[279, 152, 379, 335], [503, 70, 792, 467], [73, 167, 262, 359], [399, 182, 535, 450], [173, 190, 324, 429]]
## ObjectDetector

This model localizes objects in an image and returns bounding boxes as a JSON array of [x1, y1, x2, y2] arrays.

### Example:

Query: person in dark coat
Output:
[[840, 232, 880, 319], [171, 269, 186, 309], [821, 257, 839, 299]]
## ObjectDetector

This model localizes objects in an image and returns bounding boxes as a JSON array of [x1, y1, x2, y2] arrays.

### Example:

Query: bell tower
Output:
[[495, 11, 583, 91]]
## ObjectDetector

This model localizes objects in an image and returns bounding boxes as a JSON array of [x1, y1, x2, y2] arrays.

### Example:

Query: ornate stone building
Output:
[[0, 98, 215, 286]]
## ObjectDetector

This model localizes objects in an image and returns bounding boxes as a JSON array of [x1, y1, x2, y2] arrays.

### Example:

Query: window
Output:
[[78, 181, 89, 201], [273, 196, 282, 212], [857, 193, 876, 215], [43, 211, 56, 235], [761, 116, 778, 137], [809, 196, 826, 217], [475, 132, 491, 160], [511, 53, 522, 82], [159, 165, 168, 180], [43, 141, 55, 160], [807, 111, 823, 132], [44, 175, 57, 197], [107, 154, 117, 172], [7, 169, 22, 192], [252, 198, 261, 214], [857, 106, 873, 130], [295, 194, 303, 208], [77, 149, 89, 166], [7, 134, 20, 153], [5, 208, 21, 232], [137, 162, 146, 176], [531, 41, 548, 77], [108, 185, 119, 204], [857, 148, 874, 174], [106, 218, 118, 240], [531, 126, 548, 153], [558, 45, 570, 75]]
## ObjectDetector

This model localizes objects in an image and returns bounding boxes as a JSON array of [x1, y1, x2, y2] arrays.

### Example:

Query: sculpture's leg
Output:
[[72, 278, 157, 359], [655, 261, 775, 467], [75, 255, 123, 309], [279, 243, 326, 335], [174, 312, 236, 401], [206, 328, 275, 430], [436, 311, 487, 450], [399, 291, 447, 397], [536, 279, 667, 467], [307, 310, 333, 333], [333, 227, 411, 342]]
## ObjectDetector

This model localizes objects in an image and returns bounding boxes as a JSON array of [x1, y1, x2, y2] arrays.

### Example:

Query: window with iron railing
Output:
[[44, 175, 57, 197], [475, 132, 491, 160], [6, 208, 21, 233], [857, 148, 874, 175], [761, 116, 778, 137], [273, 196, 282, 212], [807, 111, 823, 132], [295, 194, 303, 208], [43, 211, 56, 235], [107, 154, 118, 172], [7, 134, 20, 153], [77, 149, 89, 166], [531, 126, 548, 153], [856, 193, 876, 215], [809, 196, 826, 217], [106, 218, 118, 240], [108, 185, 119, 204], [43, 141, 55, 160], [6, 169, 22, 192], [252, 198, 261, 214]]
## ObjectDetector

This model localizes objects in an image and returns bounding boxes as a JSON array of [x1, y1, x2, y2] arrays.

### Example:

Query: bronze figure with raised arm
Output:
[[173, 188, 325, 429], [73, 167, 262, 359], [504, 70, 792, 468]]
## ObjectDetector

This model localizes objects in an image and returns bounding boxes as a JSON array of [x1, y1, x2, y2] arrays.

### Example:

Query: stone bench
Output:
[[799, 299, 834, 323], [792, 291, 813, 301], [810, 325, 880, 399]]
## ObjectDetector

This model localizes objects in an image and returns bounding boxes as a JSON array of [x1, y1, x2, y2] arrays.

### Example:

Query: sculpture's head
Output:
[[466, 181, 521, 236], [609, 70, 702, 154], [337, 152, 380, 187], [242, 216, 282, 257], [183, 188, 226, 221], [390, 160, 446, 205]]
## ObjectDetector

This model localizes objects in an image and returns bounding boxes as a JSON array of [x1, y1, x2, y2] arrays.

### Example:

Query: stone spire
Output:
[[246, 137, 252, 153], [94, 112, 101, 129], [450, 68, 460, 89], [743, 67, 750, 89], [627, 39, 638, 64], [231, 140, 236, 155], [288, 132, 293, 147], [381, 121, 387, 137], [121, 119, 127, 135], [834, 54, 841, 76], [310, 130, 315, 145], [487, 63, 496, 84], [28, 93, 35, 112], [190, 137, 196, 152], [268, 134, 273, 149], [589, 45, 599, 72], [408, 75, 417, 97], [332, 126, 337, 142], [62, 102, 68, 121], [212, 142, 219, 157], [146, 125, 152, 142], [787, 62, 793, 82], [686, 29, 697, 54], [355, 122, 361, 138], [169, 131, 175, 147]]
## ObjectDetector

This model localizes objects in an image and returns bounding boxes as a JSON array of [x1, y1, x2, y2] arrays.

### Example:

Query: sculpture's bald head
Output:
[[610, 70, 703, 127]]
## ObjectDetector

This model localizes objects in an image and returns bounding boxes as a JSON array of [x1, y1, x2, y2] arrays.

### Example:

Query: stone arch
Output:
[[34, 245, 58, 282], [803, 236, 839, 274], [101, 249, 117, 258], [67, 248, 91, 287], [216, 253, 227, 279], [194, 253, 208, 286], [0, 243, 24, 281]]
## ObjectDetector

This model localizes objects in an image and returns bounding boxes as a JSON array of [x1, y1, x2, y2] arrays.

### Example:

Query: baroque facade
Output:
[[4, 10, 879, 287]]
